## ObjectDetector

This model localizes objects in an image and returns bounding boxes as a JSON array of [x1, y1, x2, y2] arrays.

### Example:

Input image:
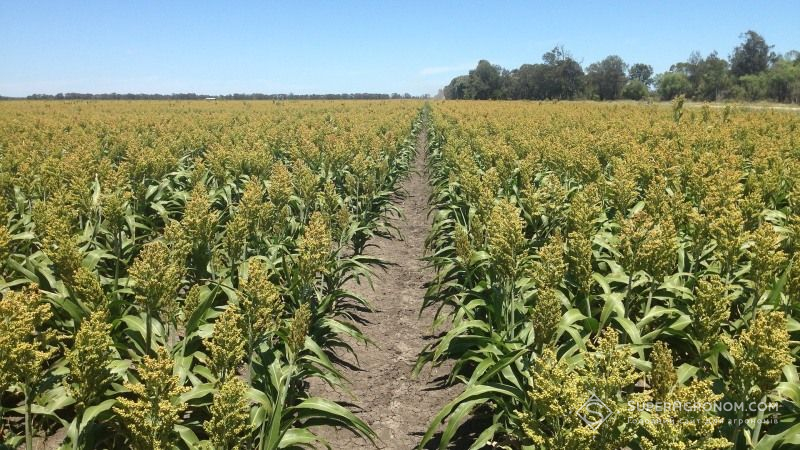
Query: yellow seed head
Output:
[[183, 183, 219, 245], [224, 212, 249, 263], [639, 379, 730, 450], [268, 162, 294, 207], [747, 222, 788, 295], [181, 284, 204, 327], [238, 259, 283, 337], [0, 284, 56, 390], [710, 206, 746, 273], [693, 275, 733, 351], [486, 199, 527, 280], [128, 240, 184, 318], [239, 176, 265, 232], [723, 311, 792, 401], [529, 233, 565, 289], [205, 304, 245, 383], [292, 160, 318, 206], [65, 310, 115, 412], [32, 199, 83, 284], [618, 211, 677, 282], [288, 303, 312, 353], [163, 219, 192, 262], [203, 376, 251, 450], [71, 266, 106, 311], [114, 347, 188, 450], [567, 184, 601, 234], [532, 288, 562, 347], [0, 224, 10, 266], [567, 231, 594, 296], [298, 211, 332, 280], [649, 341, 676, 401]]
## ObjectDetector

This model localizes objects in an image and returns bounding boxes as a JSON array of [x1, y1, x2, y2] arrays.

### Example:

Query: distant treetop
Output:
[[443, 30, 800, 103]]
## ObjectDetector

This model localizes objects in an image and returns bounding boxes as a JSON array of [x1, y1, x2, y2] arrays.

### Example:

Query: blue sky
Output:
[[1, 1, 799, 97]]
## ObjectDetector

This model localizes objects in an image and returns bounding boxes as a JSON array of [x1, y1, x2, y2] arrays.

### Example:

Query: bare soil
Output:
[[309, 126, 462, 449]]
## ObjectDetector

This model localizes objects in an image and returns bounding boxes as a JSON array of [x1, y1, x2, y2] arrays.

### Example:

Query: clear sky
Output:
[[1, 1, 799, 97]]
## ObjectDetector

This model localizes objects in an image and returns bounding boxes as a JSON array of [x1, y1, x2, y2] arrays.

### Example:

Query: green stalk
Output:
[[112, 229, 121, 300], [751, 394, 768, 445], [644, 284, 655, 319], [145, 305, 153, 356], [75, 410, 83, 450], [583, 294, 592, 320], [24, 386, 32, 450], [246, 331, 255, 386], [729, 407, 744, 447], [261, 361, 295, 450], [509, 278, 516, 337], [624, 273, 633, 302]]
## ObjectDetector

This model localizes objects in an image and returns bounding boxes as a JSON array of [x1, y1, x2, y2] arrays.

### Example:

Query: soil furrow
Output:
[[309, 123, 458, 449]]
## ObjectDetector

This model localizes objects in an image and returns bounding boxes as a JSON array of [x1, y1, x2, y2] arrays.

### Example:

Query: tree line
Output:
[[16, 93, 430, 101], [443, 30, 800, 103]]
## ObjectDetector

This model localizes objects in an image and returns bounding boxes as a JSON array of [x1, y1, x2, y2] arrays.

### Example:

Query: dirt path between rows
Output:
[[309, 124, 461, 449]]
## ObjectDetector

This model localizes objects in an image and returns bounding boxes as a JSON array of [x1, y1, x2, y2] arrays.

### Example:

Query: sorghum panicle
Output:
[[0, 284, 56, 390], [649, 341, 677, 401], [205, 304, 246, 383], [298, 211, 332, 281], [128, 240, 184, 319], [288, 303, 312, 353], [238, 259, 283, 337], [113, 348, 189, 450], [723, 311, 792, 401], [529, 233, 565, 289], [65, 310, 115, 412], [693, 275, 733, 352], [486, 198, 527, 281], [532, 288, 562, 347], [203, 376, 251, 450], [747, 222, 788, 295]]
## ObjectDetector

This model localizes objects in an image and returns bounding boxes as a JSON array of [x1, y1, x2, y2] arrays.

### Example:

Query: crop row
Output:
[[0, 100, 421, 449], [418, 101, 800, 449]]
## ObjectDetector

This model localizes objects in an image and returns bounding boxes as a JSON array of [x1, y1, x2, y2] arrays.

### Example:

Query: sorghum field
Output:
[[418, 101, 800, 450], [0, 100, 421, 449], [1, 100, 800, 450]]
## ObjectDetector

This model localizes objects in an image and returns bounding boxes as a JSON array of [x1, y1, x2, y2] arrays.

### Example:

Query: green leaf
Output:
[[753, 422, 800, 450], [175, 424, 199, 446], [419, 383, 521, 449], [468, 423, 501, 450], [179, 382, 215, 404], [291, 397, 376, 444], [79, 399, 117, 430], [278, 428, 325, 449]]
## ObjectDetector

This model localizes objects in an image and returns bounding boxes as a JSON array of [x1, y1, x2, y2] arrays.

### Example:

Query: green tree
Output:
[[697, 52, 732, 100], [466, 60, 504, 100], [671, 51, 704, 93], [586, 55, 628, 100], [766, 58, 800, 102], [628, 63, 654, 86], [622, 80, 648, 100], [730, 30, 775, 77], [552, 56, 585, 99], [671, 51, 732, 100], [443, 75, 470, 99], [657, 72, 692, 100], [738, 73, 768, 100]]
